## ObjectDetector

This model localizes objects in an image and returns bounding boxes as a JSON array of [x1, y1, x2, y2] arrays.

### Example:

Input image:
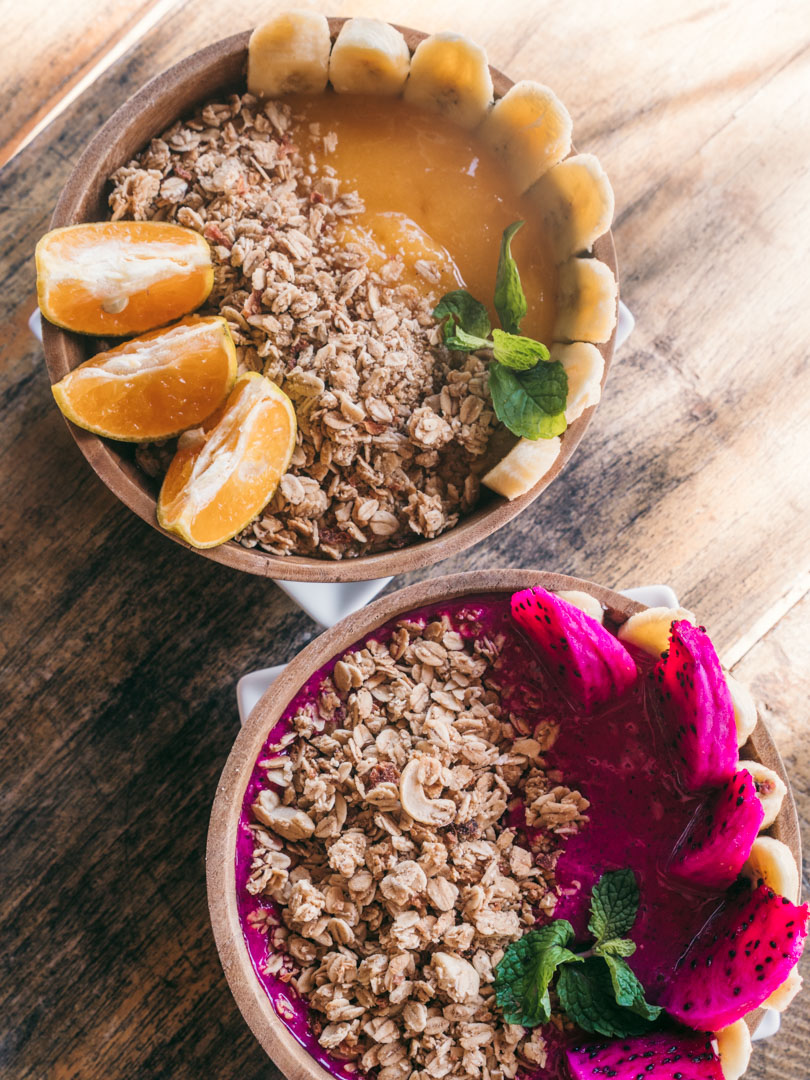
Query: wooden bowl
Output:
[[41, 22, 618, 583], [207, 569, 801, 1071]]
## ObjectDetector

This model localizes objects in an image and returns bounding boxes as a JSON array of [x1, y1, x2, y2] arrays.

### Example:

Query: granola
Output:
[[110, 93, 499, 560], [244, 610, 588, 1080]]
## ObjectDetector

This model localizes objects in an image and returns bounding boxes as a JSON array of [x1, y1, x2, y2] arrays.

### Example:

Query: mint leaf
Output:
[[589, 869, 639, 943], [557, 958, 657, 1039], [603, 955, 662, 1021], [494, 221, 528, 334], [491, 329, 550, 370], [489, 361, 567, 440], [494, 921, 579, 1026], [433, 290, 492, 340], [595, 938, 636, 958], [444, 325, 492, 352]]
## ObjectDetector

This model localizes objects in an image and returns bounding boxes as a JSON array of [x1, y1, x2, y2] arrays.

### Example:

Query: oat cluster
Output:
[[244, 612, 589, 1080], [109, 93, 498, 560]]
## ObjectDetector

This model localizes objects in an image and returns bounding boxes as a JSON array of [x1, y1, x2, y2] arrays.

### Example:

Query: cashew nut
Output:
[[399, 758, 456, 826], [252, 788, 281, 824], [431, 952, 480, 1002], [252, 789, 316, 841]]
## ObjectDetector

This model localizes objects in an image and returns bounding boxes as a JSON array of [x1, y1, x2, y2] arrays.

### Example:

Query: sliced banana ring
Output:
[[403, 31, 494, 130], [555, 590, 604, 624], [726, 672, 758, 747], [617, 606, 697, 658], [481, 435, 561, 501], [248, 11, 331, 98], [550, 341, 604, 424], [479, 80, 572, 193], [742, 836, 800, 903], [740, 759, 787, 829], [329, 18, 410, 96], [763, 962, 803, 1011], [554, 256, 618, 344], [529, 153, 615, 262], [714, 1019, 752, 1080]]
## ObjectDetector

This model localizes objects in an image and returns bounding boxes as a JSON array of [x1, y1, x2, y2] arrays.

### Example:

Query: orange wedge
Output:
[[157, 373, 297, 548], [36, 221, 214, 336], [51, 316, 237, 442]]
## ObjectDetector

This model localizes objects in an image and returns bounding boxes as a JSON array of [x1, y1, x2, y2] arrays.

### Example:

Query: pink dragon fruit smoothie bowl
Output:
[[206, 570, 805, 1080]]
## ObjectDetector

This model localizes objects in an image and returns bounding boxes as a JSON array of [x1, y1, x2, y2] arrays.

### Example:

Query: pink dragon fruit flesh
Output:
[[667, 767, 765, 891], [651, 620, 737, 791], [511, 587, 637, 710], [566, 1030, 724, 1080], [664, 883, 808, 1031]]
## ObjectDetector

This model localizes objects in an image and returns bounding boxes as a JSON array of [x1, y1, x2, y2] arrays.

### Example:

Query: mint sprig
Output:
[[589, 867, 639, 942], [493, 869, 662, 1039], [432, 222, 566, 441], [494, 220, 528, 334], [489, 364, 567, 440], [494, 920, 580, 1026], [433, 290, 491, 341], [557, 959, 656, 1038]]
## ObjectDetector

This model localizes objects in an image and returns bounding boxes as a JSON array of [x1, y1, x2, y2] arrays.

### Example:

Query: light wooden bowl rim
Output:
[[42, 20, 618, 583], [206, 569, 801, 1071]]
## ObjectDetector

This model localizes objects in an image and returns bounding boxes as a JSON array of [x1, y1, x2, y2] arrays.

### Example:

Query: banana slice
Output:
[[714, 1019, 752, 1080], [550, 341, 604, 423], [763, 963, 803, 1011], [529, 153, 615, 262], [403, 32, 493, 130], [726, 673, 758, 747], [554, 257, 618, 344], [329, 18, 410, 96], [741, 760, 787, 829], [247, 10, 331, 98], [742, 836, 800, 903], [479, 80, 572, 193], [556, 590, 604, 624], [482, 435, 561, 500], [617, 606, 697, 658]]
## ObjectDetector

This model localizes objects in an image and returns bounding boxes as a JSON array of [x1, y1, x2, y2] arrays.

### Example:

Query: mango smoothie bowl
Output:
[[38, 14, 618, 582], [207, 570, 805, 1080]]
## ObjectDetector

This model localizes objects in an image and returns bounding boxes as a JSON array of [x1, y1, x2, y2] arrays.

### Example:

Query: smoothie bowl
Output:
[[38, 14, 618, 582], [207, 570, 805, 1080]]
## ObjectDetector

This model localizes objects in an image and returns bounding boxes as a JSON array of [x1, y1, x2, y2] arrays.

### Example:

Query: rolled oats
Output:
[[245, 615, 588, 1080]]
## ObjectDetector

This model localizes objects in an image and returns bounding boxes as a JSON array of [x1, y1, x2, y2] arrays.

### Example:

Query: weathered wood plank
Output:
[[0, 0, 182, 168], [2, 1, 810, 1077]]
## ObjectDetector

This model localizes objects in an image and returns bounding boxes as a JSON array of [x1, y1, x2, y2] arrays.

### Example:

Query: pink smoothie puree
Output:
[[234, 593, 726, 1080]]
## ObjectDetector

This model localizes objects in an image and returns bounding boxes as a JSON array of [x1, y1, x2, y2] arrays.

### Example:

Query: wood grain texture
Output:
[[1, 1, 809, 1078], [0, 0, 181, 168]]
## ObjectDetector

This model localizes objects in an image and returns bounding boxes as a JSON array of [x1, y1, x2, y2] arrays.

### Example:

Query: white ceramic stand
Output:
[[275, 577, 393, 628]]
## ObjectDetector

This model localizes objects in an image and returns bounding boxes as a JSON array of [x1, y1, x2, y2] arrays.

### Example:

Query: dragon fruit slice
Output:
[[566, 1030, 723, 1080], [668, 768, 765, 891], [511, 587, 637, 710], [651, 620, 737, 791], [664, 883, 808, 1031]]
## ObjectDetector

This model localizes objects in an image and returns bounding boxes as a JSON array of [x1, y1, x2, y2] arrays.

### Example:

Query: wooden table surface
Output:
[[2, 1, 809, 1077]]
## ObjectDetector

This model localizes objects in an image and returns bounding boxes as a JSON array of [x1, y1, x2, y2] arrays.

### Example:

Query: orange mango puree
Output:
[[287, 93, 557, 343]]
